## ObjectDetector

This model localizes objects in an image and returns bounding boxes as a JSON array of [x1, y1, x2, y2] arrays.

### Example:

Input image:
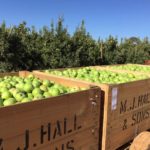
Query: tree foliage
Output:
[[0, 19, 150, 72]]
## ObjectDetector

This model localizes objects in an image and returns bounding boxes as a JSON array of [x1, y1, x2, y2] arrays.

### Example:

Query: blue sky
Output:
[[0, 0, 150, 40]]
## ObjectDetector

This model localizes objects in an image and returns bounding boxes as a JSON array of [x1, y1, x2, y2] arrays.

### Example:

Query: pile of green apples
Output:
[[44, 67, 149, 84], [109, 64, 150, 72], [0, 74, 82, 107]]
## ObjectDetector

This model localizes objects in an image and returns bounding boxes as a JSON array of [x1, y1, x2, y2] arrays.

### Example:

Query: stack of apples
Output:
[[0, 74, 82, 107], [44, 67, 149, 84], [109, 64, 150, 72]]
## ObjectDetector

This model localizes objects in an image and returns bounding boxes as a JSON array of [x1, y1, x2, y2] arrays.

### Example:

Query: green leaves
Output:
[[0, 19, 150, 73]]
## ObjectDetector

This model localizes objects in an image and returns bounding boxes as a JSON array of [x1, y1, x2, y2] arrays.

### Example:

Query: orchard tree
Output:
[[71, 20, 100, 67], [102, 35, 118, 64]]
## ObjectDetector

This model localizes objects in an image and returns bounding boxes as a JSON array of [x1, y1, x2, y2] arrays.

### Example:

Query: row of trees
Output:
[[0, 18, 150, 72]]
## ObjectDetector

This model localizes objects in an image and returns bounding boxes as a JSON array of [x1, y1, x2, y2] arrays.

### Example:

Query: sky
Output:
[[0, 0, 150, 40]]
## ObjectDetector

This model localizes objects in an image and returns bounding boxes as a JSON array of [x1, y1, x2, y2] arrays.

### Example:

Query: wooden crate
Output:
[[145, 60, 150, 65], [33, 69, 150, 150], [0, 71, 101, 150]]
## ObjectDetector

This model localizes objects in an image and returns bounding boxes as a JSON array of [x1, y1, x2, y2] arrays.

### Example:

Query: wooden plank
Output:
[[0, 72, 19, 77], [0, 71, 101, 150]]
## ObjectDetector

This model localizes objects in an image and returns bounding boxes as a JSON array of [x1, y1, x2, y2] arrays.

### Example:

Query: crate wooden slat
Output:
[[0, 72, 19, 77], [33, 68, 150, 150], [0, 71, 101, 150]]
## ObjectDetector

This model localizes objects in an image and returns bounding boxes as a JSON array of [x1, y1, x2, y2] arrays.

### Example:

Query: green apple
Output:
[[3, 98, 16, 106], [33, 94, 44, 100], [27, 74, 34, 80], [27, 93, 34, 99], [11, 89, 20, 97], [16, 82, 24, 91], [69, 87, 80, 93], [4, 76, 9, 80], [48, 88, 60, 96], [15, 77, 23, 82], [40, 85, 48, 92], [9, 88, 17, 94], [22, 98, 31, 103], [24, 78, 32, 83], [52, 84, 61, 89], [32, 80, 41, 87], [10, 81, 17, 86], [43, 80, 51, 87], [43, 92, 51, 98], [0, 82, 5, 87], [24, 83, 33, 93], [1, 91, 12, 99], [15, 92, 26, 102], [32, 88, 43, 96], [58, 87, 66, 94], [0, 87, 8, 93], [5, 83, 12, 89]]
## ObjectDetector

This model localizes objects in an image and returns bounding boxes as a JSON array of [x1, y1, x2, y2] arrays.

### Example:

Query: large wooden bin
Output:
[[33, 69, 150, 150], [0, 71, 101, 150]]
